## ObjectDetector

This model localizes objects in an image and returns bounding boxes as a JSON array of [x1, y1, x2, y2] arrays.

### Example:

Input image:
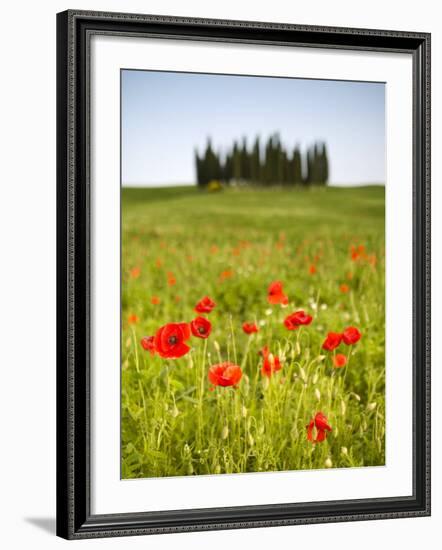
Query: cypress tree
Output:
[[251, 136, 261, 183], [240, 137, 250, 181], [321, 142, 329, 185], [293, 146, 302, 184], [232, 141, 241, 182]]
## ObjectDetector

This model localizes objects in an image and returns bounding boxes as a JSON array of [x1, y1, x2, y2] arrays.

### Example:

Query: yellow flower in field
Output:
[[207, 180, 222, 192]]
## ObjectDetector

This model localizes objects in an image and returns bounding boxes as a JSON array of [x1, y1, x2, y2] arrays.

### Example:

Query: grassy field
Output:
[[121, 185, 385, 478]]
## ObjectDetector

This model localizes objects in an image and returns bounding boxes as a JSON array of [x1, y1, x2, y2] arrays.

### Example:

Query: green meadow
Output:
[[121, 185, 385, 478]]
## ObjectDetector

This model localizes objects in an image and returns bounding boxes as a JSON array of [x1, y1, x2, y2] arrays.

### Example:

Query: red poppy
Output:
[[151, 296, 160, 305], [267, 281, 289, 306], [284, 310, 313, 330], [190, 316, 212, 339], [219, 269, 234, 281], [130, 266, 141, 279], [322, 332, 343, 351], [342, 326, 362, 345], [333, 353, 347, 368], [309, 264, 317, 275], [306, 412, 332, 443], [167, 271, 176, 286], [140, 336, 156, 355], [339, 283, 350, 293], [195, 296, 216, 314], [208, 362, 242, 387], [368, 254, 377, 266], [153, 323, 191, 359], [260, 346, 282, 377], [242, 322, 259, 335], [127, 313, 139, 325]]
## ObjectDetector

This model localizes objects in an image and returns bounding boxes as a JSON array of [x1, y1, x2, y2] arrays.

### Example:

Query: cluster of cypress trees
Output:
[[195, 134, 329, 187]]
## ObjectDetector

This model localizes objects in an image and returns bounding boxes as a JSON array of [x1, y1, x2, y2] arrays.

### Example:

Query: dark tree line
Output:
[[195, 134, 329, 187]]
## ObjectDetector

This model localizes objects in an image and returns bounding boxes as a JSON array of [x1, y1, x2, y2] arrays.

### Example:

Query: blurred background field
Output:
[[121, 185, 385, 478]]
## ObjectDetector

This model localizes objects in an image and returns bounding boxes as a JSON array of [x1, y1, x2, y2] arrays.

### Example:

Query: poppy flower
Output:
[[284, 310, 313, 330], [195, 296, 216, 314], [219, 269, 233, 281], [306, 412, 332, 443], [333, 353, 347, 368], [208, 362, 242, 387], [167, 272, 176, 286], [339, 283, 350, 293], [342, 326, 362, 345], [267, 281, 289, 306], [151, 296, 160, 305], [309, 264, 317, 275], [260, 346, 282, 377], [130, 266, 141, 279], [242, 322, 259, 335], [153, 323, 191, 359], [127, 313, 139, 325], [190, 316, 212, 339], [140, 336, 156, 355], [322, 332, 343, 351], [368, 254, 377, 267]]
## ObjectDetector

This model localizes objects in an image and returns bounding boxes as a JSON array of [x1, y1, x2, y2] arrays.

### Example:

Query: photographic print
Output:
[[121, 69, 386, 479]]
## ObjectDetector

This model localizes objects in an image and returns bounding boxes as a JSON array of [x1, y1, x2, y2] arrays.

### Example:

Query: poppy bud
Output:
[[299, 367, 307, 382], [221, 426, 229, 439], [341, 400, 347, 416], [367, 402, 377, 411], [315, 388, 321, 401], [341, 446, 348, 456], [325, 458, 333, 468]]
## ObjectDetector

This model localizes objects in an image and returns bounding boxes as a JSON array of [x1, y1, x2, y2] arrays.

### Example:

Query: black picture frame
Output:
[[56, 9, 431, 540]]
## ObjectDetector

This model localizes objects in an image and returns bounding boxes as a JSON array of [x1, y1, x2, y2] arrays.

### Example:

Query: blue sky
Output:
[[122, 70, 385, 187]]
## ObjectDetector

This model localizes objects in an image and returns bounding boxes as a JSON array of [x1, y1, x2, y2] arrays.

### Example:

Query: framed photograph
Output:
[[56, 10, 431, 539]]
